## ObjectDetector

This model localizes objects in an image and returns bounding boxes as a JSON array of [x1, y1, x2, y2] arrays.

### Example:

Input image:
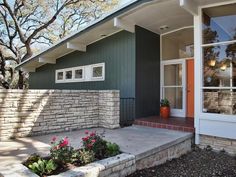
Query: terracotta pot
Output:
[[160, 106, 170, 119]]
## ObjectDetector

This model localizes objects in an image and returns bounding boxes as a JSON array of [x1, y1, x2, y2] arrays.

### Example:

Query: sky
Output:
[[120, 0, 133, 6]]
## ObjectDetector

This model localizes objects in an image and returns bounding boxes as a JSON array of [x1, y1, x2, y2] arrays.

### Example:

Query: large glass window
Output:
[[202, 4, 236, 115], [202, 5, 236, 44], [162, 28, 194, 60]]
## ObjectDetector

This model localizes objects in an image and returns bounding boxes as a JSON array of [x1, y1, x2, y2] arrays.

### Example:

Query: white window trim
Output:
[[73, 66, 85, 81], [161, 59, 186, 118], [55, 63, 105, 83], [197, 1, 236, 121], [55, 69, 65, 83], [91, 63, 105, 81], [64, 68, 73, 81]]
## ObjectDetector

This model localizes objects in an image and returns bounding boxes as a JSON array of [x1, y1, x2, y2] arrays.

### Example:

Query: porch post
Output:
[[193, 9, 201, 145]]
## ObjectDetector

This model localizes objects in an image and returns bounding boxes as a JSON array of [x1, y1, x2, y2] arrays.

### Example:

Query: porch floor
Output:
[[0, 126, 192, 170], [134, 116, 195, 133]]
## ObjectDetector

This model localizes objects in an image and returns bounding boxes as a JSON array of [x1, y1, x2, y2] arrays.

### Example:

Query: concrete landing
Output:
[[0, 125, 193, 171]]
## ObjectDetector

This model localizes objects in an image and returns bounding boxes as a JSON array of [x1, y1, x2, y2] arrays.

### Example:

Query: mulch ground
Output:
[[128, 146, 236, 177]]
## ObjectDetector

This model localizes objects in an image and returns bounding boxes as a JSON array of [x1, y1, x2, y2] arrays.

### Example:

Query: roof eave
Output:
[[16, 0, 152, 70]]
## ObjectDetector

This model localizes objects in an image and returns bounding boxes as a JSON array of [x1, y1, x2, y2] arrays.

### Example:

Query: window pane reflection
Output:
[[202, 4, 236, 44], [203, 43, 236, 87], [203, 89, 236, 115], [65, 71, 72, 80], [164, 64, 182, 86], [164, 87, 183, 109]]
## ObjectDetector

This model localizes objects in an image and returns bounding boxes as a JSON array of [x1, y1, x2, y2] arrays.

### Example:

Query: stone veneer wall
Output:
[[136, 137, 192, 170], [1, 153, 136, 177], [200, 135, 236, 154], [0, 90, 120, 140]]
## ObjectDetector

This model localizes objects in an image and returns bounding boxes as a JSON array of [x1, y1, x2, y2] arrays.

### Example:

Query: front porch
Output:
[[134, 116, 195, 133], [0, 126, 193, 176]]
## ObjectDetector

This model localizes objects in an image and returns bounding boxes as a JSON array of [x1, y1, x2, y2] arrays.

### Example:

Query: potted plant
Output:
[[160, 98, 170, 119]]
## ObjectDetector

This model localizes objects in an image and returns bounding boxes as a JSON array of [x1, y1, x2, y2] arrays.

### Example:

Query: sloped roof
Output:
[[16, 0, 151, 71]]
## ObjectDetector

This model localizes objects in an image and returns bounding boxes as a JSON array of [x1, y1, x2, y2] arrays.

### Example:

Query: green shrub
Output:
[[23, 153, 41, 167], [160, 98, 170, 107], [78, 149, 95, 165], [28, 159, 57, 176], [82, 131, 108, 160], [106, 142, 120, 157]]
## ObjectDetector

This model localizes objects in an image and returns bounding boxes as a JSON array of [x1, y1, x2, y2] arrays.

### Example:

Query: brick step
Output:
[[134, 120, 195, 133]]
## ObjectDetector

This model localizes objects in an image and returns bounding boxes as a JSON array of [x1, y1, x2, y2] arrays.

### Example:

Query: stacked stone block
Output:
[[136, 138, 192, 170], [200, 135, 236, 154], [0, 90, 120, 140]]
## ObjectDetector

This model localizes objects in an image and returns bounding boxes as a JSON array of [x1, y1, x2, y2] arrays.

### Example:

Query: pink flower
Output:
[[82, 136, 89, 142], [51, 136, 57, 142], [59, 137, 69, 147], [90, 132, 96, 137], [91, 139, 96, 143], [85, 130, 89, 134], [87, 144, 93, 149]]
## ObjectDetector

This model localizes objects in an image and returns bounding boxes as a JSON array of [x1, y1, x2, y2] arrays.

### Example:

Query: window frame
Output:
[[73, 66, 85, 81], [55, 69, 65, 83], [91, 63, 105, 81], [64, 68, 73, 81], [200, 2, 236, 117], [55, 63, 105, 83]]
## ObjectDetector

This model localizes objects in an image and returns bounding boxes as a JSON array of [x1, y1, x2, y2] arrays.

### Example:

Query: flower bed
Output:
[[23, 131, 121, 177]]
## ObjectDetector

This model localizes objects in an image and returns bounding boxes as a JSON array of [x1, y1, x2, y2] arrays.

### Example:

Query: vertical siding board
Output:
[[29, 31, 135, 99], [135, 26, 161, 118]]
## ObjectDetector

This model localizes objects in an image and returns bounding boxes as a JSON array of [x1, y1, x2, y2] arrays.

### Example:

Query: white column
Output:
[[194, 9, 201, 144]]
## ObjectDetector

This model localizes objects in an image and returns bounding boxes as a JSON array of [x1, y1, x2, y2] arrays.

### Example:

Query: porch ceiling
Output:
[[119, 0, 194, 34]]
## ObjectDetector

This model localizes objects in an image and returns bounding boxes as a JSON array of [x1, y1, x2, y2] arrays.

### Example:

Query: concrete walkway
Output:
[[0, 125, 192, 168]]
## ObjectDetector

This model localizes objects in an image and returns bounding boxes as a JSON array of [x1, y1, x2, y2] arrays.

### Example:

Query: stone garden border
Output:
[[0, 153, 135, 177]]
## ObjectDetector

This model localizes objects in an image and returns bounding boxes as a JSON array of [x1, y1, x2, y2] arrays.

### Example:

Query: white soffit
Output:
[[163, 27, 194, 45], [120, 0, 193, 34], [70, 20, 120, 44], [44, 20, 119, 58], [22, 20, 120, 71], [194, 0, 236, 6]]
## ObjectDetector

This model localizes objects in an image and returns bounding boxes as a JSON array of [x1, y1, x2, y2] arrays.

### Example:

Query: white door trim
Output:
[[161, 59, 186, 117]]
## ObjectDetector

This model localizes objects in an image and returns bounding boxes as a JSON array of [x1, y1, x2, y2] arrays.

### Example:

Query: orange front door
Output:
[[187, 59, 194, 118]]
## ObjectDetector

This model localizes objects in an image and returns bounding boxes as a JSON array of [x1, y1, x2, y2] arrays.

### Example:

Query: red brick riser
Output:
[[134, 120, 195, 133]]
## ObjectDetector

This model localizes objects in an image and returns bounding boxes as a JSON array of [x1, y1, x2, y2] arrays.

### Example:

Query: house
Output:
[[16, 0, 236, 153]]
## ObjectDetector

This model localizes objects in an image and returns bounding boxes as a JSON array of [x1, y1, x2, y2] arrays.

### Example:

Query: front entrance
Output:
[[161, 59, 186, 117], [161, 27, 194, 118], [161, 58, 194, 118]]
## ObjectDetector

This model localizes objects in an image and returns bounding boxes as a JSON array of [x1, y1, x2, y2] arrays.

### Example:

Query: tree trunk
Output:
[[0, 52, 6, 77], [18, 70, 24, 89]]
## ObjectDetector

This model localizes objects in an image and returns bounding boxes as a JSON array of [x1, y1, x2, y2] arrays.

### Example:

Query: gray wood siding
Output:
[[29, 31, 135, 98], [135, 26, 160, 118]]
